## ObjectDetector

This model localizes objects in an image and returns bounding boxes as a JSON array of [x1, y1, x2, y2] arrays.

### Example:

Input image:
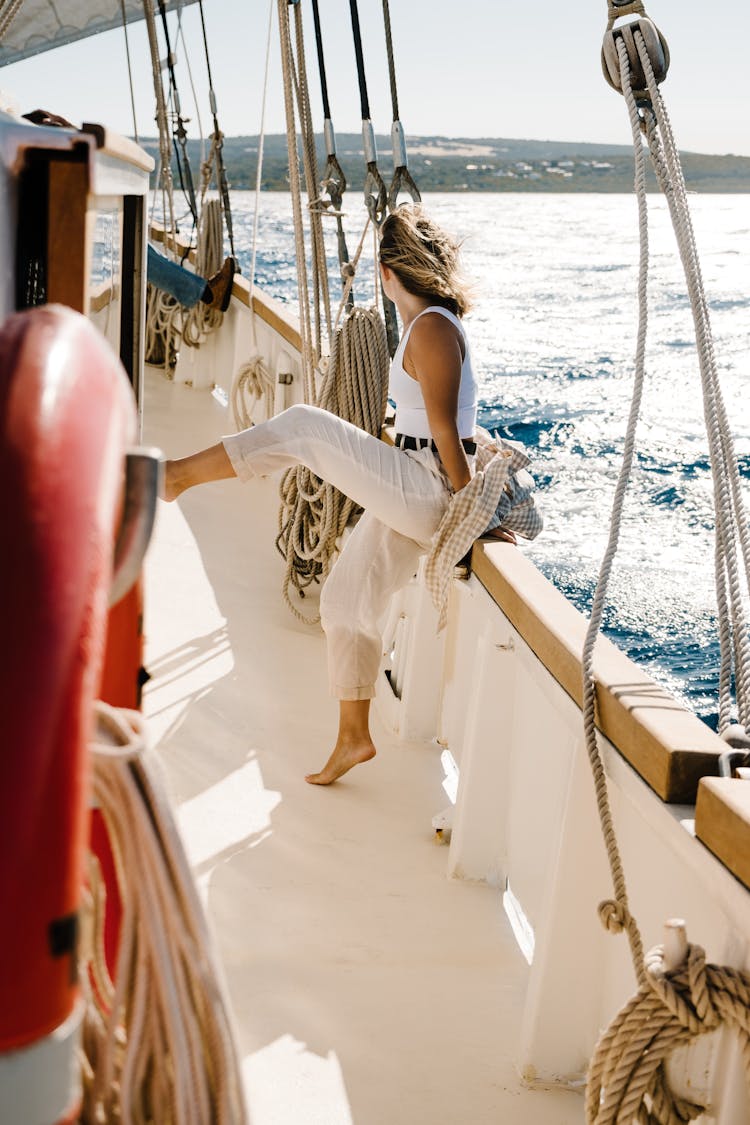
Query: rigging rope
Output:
[[144, 0, 177, 253], [582, 15, 750, 1123], [249, 0, 275, 298], [276, 306, 390, 623], [119, 0, 140, 144], [156, 0, 199, 228], [277, 0, 321, 402], [80, 703, 247, 1125], [290, 0, 332, 351]]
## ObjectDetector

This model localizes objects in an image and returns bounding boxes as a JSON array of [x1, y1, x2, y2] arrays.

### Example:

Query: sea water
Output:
[[225, 191, 749, 727]]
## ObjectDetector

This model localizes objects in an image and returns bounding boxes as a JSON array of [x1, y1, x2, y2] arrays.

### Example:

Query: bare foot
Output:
[[162, 460, 184, 502], [305, 738, 376, 785]]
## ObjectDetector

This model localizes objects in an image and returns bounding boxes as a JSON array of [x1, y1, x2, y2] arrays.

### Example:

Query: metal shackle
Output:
[[602, 15, 670, 97]]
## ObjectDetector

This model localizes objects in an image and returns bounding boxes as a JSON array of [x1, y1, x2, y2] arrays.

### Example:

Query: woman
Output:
[[164, 205, 509, 784]]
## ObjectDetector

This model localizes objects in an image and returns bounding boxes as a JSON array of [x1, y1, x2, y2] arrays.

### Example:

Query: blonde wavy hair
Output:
[[378, 205, 473, 318]]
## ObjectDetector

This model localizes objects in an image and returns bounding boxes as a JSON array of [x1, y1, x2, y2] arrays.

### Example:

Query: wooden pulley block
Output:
[[601, 16, 670, 97]]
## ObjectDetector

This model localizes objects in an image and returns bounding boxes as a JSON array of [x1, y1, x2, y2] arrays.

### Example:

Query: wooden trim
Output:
[[471, 542, 721, 803], [47, 160, 89, 312], [80, 124, 154, 173], [695, 778, 750, 890], [231, 274, 303, 352]]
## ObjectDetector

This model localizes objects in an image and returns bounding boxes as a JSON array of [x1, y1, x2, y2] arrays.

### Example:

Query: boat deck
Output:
[[142, 366, 583, 1124]]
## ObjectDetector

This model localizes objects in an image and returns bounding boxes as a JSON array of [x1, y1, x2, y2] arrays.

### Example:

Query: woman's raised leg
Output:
[[164, 442, 236, 501]]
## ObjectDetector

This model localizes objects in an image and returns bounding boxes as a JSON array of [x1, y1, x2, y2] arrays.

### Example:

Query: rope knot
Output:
[[598, 898, 630, 934], [341, 262, 356, 281]]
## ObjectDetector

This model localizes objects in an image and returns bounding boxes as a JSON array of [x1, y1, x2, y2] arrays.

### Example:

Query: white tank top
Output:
[[388, 306, 478, 440]]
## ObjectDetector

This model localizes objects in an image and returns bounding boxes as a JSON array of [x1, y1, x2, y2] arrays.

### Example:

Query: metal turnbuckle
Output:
[[601, 15, 670, 98]]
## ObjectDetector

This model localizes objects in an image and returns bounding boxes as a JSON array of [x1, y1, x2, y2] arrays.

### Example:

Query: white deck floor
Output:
[[142, 367, 583, 1125]]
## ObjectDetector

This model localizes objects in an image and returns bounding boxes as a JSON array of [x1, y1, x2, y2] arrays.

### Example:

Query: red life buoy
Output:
[[0, 306, 135, 1066]]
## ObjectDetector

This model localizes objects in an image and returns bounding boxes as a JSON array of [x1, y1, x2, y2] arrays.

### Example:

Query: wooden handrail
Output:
[[471, 541, 722, 803]]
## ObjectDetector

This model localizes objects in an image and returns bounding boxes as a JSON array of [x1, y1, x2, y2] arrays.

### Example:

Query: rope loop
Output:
[[605, 0, 646, 31], [388, 165, 421, 212], [231, 353, 274, 430], [321, 154, 347, 204], [364, 163, 389, 227]]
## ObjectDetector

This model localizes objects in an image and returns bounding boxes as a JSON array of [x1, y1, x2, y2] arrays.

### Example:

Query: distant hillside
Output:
[[141, 133, 750, 193]]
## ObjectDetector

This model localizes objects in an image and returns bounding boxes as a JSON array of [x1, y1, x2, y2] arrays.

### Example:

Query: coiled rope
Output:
[[232, 354, 275, 429], [80, 702, 247, 1125], [145, 200, 225, 369], [276, 306, 389, 623], [587, 939, 750, 1124], [583, 16, 750, 1123]]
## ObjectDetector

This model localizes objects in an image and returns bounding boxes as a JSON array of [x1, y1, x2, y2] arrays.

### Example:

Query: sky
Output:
[[0, 0, 748, 156]]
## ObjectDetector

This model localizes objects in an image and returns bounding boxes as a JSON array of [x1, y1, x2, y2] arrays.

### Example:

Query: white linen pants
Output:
[[222, 403, 451, 700]]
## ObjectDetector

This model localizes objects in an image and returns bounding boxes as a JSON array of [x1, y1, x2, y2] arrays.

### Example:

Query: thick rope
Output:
[[276, 306, 389, 623], [180, 198, 224, 347], [277, 0, 318, 403], [584, 26, 750, 1123], [587, 941, 750, 1124], [635, 41, 750, 733], [290, 0, 333, 351], [0, 0, 24, 41], [79, 703, 247, 1125], [144, 0, 177, 246]]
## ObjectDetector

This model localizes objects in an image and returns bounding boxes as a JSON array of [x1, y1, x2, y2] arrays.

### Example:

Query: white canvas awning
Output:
[[0, 1, 201, 67]]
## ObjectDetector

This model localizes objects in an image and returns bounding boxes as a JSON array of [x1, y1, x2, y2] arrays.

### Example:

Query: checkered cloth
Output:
[[424, 429, 543, 630], [476, 429, 544, 541]]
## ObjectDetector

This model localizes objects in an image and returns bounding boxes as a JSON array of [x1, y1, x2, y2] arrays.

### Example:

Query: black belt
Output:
[[395, 433, 477, 456]]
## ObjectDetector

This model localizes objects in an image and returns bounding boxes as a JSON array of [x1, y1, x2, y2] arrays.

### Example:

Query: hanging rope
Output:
[[144, 0, 177, 252], [276, 306, 389, 623], [381, 0, 421, 212], [0, 0, 23, 40], [232, 354, 275, 429], [249, 0, 275, 298], [582, 14, 750, 1122], [277, 0, 321, 403], [79, 703, 248, 1125], [119, 0, 140, 144], [179, 198, 225, 347]]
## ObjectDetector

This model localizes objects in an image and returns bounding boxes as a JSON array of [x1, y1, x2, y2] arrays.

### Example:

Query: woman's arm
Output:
[[406, 313, 472, 493]]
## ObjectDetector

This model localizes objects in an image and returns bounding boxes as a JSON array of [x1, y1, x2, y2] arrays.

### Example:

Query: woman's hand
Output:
[[483, 526, 517, 544]]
